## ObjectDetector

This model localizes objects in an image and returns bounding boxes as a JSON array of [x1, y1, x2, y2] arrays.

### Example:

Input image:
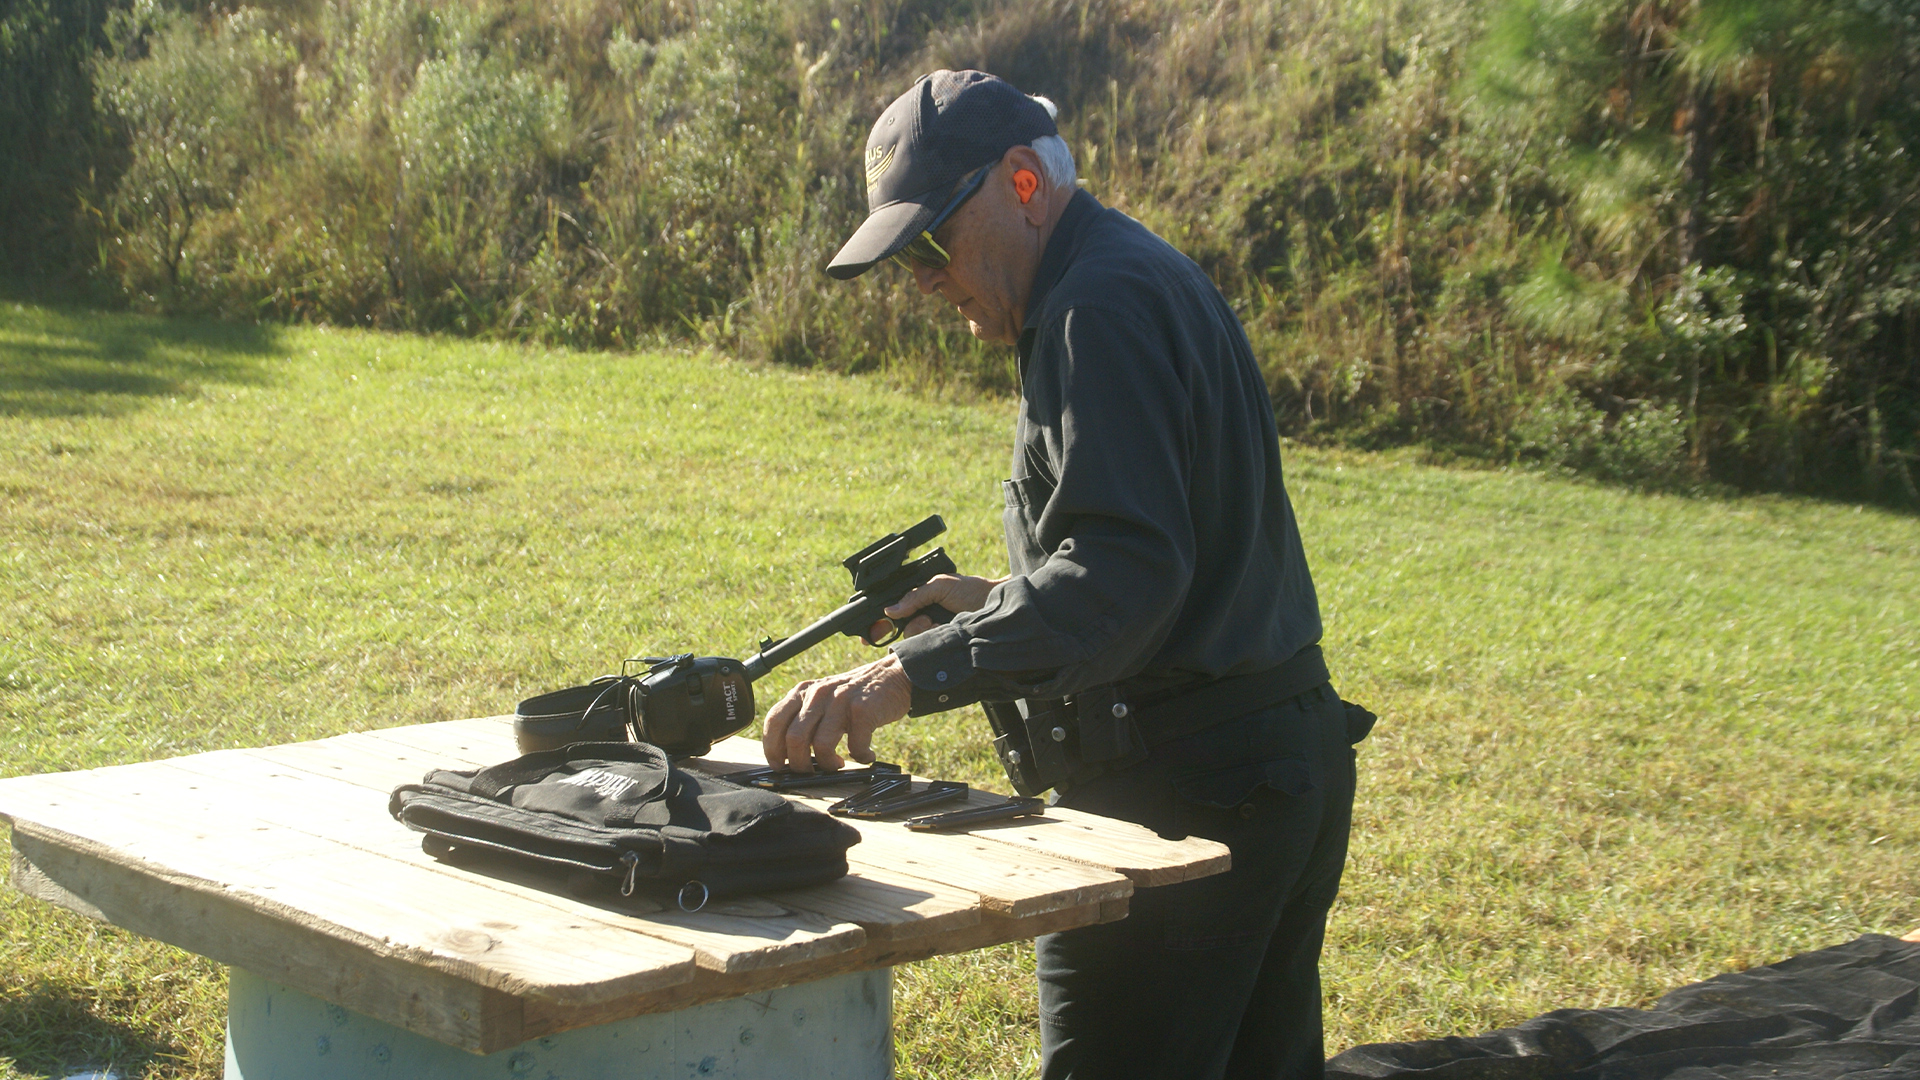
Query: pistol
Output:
[[740, 514, 957, 680], [516, 515, 959, 757]]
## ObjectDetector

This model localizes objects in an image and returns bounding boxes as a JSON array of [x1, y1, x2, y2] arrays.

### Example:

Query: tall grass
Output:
[[3, 0, 1917, 496]]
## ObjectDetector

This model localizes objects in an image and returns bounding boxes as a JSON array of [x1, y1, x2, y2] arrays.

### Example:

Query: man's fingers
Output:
[[761, 659, 909, 773], [884, 576, 957, 620], [760, 684, 807, 767], [783, 680, 845, 774], [810, 695, 851, 772], [845, 712, 876, 764], [886, 574, 1001, 621], [846, 656, 910, 765]]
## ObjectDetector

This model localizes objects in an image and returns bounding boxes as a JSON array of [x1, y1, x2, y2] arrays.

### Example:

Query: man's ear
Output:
[[1003, 145, 1052, 227]]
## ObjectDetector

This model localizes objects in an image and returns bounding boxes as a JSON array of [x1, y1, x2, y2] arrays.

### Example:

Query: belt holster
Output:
[[980, 689, 1145, 797], [976, 646, 1336, 797]]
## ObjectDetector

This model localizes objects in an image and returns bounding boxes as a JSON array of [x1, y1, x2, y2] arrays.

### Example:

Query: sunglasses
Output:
[[890, 165, 993, 272]]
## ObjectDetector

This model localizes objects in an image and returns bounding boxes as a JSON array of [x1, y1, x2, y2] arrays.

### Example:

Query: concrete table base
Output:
[[222, 967, 893, 1080]]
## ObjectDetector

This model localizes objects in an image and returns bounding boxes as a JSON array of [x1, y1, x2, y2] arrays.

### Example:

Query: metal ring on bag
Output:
[[677, 880, 710, 913]]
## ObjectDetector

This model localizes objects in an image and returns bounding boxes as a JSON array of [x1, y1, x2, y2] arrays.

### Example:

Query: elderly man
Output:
[[760, 70, 1367, 1080]]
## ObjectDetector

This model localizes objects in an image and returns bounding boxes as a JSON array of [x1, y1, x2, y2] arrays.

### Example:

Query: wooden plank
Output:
[[17, 816, 1121, 1051], [0, 715, 1227, 1058], [237, 742, 986, 948], [5, 749, 892, 1033], [765, 866, 982, 943], [958, 808, 1231, 888], [329, 732, 1075, 929], [379, 725, 1208, 896], [254, 730, 459, 789], [517, 896, 1129, 1039], [9, 820, 528, 1053], [151, 751, 870, 977], [685, 734, 843, 778], [260, 730, 1002, 944], [0, 768, 703, 1004], [686, 736, 1229, 888], [363, 717, 518, 761], [11, 841, 108, 920], [679, 740, 1132, 917], [333, 726, 1127, 924], [834, 823, 1129, 918], [0, 717, 1216, 1045]]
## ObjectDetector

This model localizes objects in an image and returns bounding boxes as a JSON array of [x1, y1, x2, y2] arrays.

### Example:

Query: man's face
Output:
[[905, 160, 1045, 347]]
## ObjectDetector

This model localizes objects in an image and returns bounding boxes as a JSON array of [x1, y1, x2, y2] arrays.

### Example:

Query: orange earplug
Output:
[[1013, 169, 1038, 204]]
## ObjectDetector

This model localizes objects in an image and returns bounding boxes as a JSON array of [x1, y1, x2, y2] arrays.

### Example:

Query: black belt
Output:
[[993, 646, 1341, 797], [1125, 644, 1331, 748]]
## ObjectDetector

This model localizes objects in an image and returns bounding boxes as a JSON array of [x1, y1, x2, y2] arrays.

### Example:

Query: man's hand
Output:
[[863, 573, 1007, 644], [761, 652, 913, 773]]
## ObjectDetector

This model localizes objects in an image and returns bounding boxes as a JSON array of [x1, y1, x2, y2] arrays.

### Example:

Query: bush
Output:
[[94, 2, 294, 298], [1511, 389, 1690, 486], [2, 0, 1915, 499]]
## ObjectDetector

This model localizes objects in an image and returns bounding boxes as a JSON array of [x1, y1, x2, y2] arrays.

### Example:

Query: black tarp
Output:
[[1327, 934, 1920, 1080]]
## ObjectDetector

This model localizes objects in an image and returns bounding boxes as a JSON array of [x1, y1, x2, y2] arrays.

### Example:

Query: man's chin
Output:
[[965, 319, 1013, 346]]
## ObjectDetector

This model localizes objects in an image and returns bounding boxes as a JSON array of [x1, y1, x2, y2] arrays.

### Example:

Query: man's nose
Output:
[[911, 262, 942, 295]]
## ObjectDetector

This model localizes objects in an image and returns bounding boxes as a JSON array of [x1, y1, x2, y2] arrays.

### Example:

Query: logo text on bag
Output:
[[557, 768, 640, 800]]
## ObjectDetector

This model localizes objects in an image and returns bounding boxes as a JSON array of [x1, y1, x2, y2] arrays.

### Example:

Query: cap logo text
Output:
[[864, 144, 897, 190]]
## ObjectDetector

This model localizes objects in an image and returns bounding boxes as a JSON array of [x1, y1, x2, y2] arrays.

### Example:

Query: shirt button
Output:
[[935, 670, 948, 683], [1239, 802, 1257, 819], [938, 693, 950, 703]]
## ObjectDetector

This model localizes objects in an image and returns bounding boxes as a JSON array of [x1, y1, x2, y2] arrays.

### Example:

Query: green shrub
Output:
[[94, 1, 294, 297], [1, 0, 1914, 498], [1511, 389, 1690, 486]]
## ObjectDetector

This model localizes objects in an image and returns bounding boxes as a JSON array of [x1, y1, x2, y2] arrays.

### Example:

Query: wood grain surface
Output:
[[0, 716, 1229, 1051]]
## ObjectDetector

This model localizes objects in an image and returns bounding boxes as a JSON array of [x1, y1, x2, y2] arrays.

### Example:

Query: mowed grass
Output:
[[1, 300, 1915, 1079]]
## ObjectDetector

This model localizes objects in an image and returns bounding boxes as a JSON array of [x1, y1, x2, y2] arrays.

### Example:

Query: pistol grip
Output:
[[885, 602, 953, 641]]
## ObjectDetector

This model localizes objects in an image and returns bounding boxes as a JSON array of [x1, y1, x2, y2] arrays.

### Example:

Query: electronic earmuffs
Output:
[[1013, 169, 1038, 205]]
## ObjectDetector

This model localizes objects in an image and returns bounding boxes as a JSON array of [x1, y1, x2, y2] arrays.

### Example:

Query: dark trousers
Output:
[[1037, 685, 1357, 1080]]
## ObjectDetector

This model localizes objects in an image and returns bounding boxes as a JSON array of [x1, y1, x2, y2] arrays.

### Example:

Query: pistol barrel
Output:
[[739, 595, 877, 681]]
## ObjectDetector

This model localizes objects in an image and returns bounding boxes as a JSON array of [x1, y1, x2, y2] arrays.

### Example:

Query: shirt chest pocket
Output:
[[1002, 474, 1055, 573]]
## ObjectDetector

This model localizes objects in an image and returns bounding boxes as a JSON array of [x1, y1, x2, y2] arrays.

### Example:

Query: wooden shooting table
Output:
[[0, 717, 1228, 1079]]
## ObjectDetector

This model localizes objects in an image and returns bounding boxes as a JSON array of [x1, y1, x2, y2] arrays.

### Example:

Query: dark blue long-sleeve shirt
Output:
[[891, 190, 1323, 730]]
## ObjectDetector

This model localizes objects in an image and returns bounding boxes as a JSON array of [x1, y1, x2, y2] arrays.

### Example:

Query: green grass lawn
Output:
[[2, 300, 1916, 1079]]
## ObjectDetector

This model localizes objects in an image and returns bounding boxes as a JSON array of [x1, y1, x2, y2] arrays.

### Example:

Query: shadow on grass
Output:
[[0, 300, 283, 418], [0, 980, 182, 1080]]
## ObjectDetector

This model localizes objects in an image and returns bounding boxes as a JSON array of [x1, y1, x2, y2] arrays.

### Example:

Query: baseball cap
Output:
[[826, 70, 1058, 280]]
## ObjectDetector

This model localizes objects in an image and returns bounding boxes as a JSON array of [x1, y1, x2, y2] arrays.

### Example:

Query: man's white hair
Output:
[[1026, 94, 1077, 190]]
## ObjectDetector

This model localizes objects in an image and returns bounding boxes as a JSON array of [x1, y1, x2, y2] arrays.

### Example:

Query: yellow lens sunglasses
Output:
[[889, 165, 994, 272]]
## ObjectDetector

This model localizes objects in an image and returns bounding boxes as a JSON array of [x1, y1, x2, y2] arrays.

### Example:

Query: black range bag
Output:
[[389, 741, 861, 911]]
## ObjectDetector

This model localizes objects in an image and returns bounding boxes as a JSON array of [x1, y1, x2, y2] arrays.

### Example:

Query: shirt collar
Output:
[[1018, 188, 1102, 362]]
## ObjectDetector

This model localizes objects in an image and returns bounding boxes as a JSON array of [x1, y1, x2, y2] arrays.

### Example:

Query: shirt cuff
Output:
[[891, 622, 981, 716]]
